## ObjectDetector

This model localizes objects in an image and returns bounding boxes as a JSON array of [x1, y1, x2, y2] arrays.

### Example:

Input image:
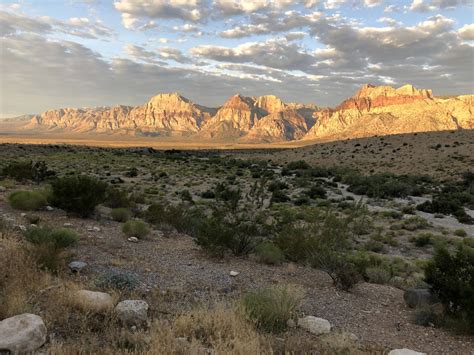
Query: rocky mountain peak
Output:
[[254, 95, 287, 114]]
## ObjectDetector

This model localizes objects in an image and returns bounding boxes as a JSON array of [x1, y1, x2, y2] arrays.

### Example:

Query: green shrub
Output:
[[96, 270, 139, 291], [401, 216, 430, 231], [425, 245, 474, 332], [1, 160, 55, 183], [122, 220, 150, 239], [24, 227, 78, 272], [275, 225, 313, 262], [51, 175, 107, 217], [111, 208, 131, 222], [9, 190, 47, 211], [241, 285, 302, 332], [411, 233, 433, 247], [366, 266, 391, 284], [254, 242, 284, 265], [454, 229, 467, 237], [305, 185, 327, 199], [104, 187, 130, 208]]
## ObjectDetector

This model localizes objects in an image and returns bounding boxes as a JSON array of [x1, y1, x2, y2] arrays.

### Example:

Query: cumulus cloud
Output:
[[410, 0, 471, 11], [458, 23, 474, 40]]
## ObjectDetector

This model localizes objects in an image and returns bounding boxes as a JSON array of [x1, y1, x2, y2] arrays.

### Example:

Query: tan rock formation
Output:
[[304, 85, 473, 140]]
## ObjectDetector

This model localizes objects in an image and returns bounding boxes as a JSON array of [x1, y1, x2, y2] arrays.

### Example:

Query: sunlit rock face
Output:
[[304, 85, 473, 140]]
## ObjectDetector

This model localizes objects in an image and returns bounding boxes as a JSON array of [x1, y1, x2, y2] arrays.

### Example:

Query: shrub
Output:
[[241, 285, 302, 332], [414, 306, 439, 327], [454, 229, 467, 237], [306, 185, 327, 199], [411, 233, 433, 247], [9, 190, 47, 211], [111, 208, 131, 222], [270, 189, 290, 204], [104, 187, 130, 208], [24, 227, 78, 272], [96, 270, 139, 291], [366, 266, 391, 284], [1, 160, 55, 183], [275, 225, 313, 262], [122, 220, 150, 239], [425, 245, 474, 332], [401, 216, 430, 231], [254, 242, 284, 265], [51, 175, 107, 217]]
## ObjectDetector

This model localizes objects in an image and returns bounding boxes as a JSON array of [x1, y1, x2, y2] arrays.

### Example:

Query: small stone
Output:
[[63, 223, 73, 227], [45, 206, 54, 211], [128, 237, 139, 243], [68, 261, 87, 273], [0, 313, 47, 353], [229, 271, 239, 277], [298, 316, 331, 335], [74, 290, 114, 313], [287, 318, 296, 328], [93, 226, 101, 232], [155, 231, 164, 238], [114, 300, 149, 327], [21, 213, 27, 217], [388, 349, 426, 355], [0, 186, 6, 192], [17, 225, 27, 231]]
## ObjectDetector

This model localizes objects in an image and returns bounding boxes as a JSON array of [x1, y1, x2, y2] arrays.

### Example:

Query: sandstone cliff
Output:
[[304, 85, 473, 140]]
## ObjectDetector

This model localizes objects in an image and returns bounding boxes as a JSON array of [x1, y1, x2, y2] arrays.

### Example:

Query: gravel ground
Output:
[[1, 190, 473, 353]]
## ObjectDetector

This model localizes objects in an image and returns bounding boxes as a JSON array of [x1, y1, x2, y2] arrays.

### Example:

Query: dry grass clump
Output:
[[0, 238, 53, 318], [172, 303, 269, 354]]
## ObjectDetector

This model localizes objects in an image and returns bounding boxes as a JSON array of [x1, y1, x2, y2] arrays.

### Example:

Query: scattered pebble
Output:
[[128, 237, 139, 243], [229, 271, 239, 277]]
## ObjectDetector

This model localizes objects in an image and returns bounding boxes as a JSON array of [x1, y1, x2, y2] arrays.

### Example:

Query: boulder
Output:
[[229, 271, 240, 277], [403, 289, 436, 308], [68, 261, 87, 273], [74, 290, 114, 313], [114, 300, 149, 326], [388, 349, 425, 355], [0, 313, 47, 353], [298, 316, 331, 335]]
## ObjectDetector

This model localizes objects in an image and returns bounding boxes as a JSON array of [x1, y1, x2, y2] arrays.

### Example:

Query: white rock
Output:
[[21, 213, 27, 217], [128, 237, 139, 243], [17, 225, 27, 231], [0, 186, 6, 192], [93, 226, 101, 232], [388, 349, 426, 355], [68, 261, 87, 272], [286, 318, 296, 328], [230, 271, 239, 277], [45, 206, 54, 211], [0, 313, 47, 353], [298, 316, 331, 335], [74, 290, 114, 313], [63, 222, 73, 227], [114, 300, 149, 326]]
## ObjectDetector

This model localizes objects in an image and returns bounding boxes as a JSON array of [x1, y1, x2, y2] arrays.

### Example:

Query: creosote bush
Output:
[[51, 175, 108, 217], [241, 285, 303, 332], [9, 190, 47, 211], [24, 227, 78, 272], [111, 208, 131, 222], [254, 242, 284, 265], [1, 160, 55, 183], [425, 245, 474, 332], [122, 220, 150, 239]]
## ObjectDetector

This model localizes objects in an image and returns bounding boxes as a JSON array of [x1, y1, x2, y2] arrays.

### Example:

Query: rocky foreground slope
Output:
[[23, 84, 473, 142]]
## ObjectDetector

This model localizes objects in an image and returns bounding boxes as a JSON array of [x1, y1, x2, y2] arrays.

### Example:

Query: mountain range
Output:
[[12, 84, 474, 142]]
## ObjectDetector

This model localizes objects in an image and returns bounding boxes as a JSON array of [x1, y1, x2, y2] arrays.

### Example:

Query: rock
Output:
[[388, 349, 426, 355], [0, 313, 47, 353], [68, 261, 87, 273], [114, 300, 149, 326], [229, 270, 239, 277], [128, 237, 139, 243], [45, 205, 54, 211], [74, 290, 114, 313], [17, 225, 27, 231], [286, 318, 296, 328], [298, 316, 331, 335], [21, 213, 27, 217], [63, 222, 73, 227], [0, 186, 6, 192], [404, 289, 436, 308]]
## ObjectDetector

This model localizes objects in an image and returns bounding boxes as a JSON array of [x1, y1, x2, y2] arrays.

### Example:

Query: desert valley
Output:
[[1, 0, 474, 354]]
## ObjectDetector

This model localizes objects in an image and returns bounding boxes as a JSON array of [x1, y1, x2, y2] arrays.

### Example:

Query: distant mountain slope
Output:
[[304, 84, 473, 140], [13, 84, 474, 142]]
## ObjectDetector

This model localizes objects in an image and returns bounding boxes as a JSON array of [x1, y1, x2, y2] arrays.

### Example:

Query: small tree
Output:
[[51, 175, 107, 217], [425, 245, 474, 332]]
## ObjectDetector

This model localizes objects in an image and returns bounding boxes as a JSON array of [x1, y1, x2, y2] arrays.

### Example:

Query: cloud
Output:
[[114, 0, 204, 29], [0, 10, 113, 39], [458, 24, 474, 40], [409, 0, 471, 11]]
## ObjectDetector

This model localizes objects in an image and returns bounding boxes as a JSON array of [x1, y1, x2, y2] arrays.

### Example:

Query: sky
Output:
[[0, 0, 473, 117]]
